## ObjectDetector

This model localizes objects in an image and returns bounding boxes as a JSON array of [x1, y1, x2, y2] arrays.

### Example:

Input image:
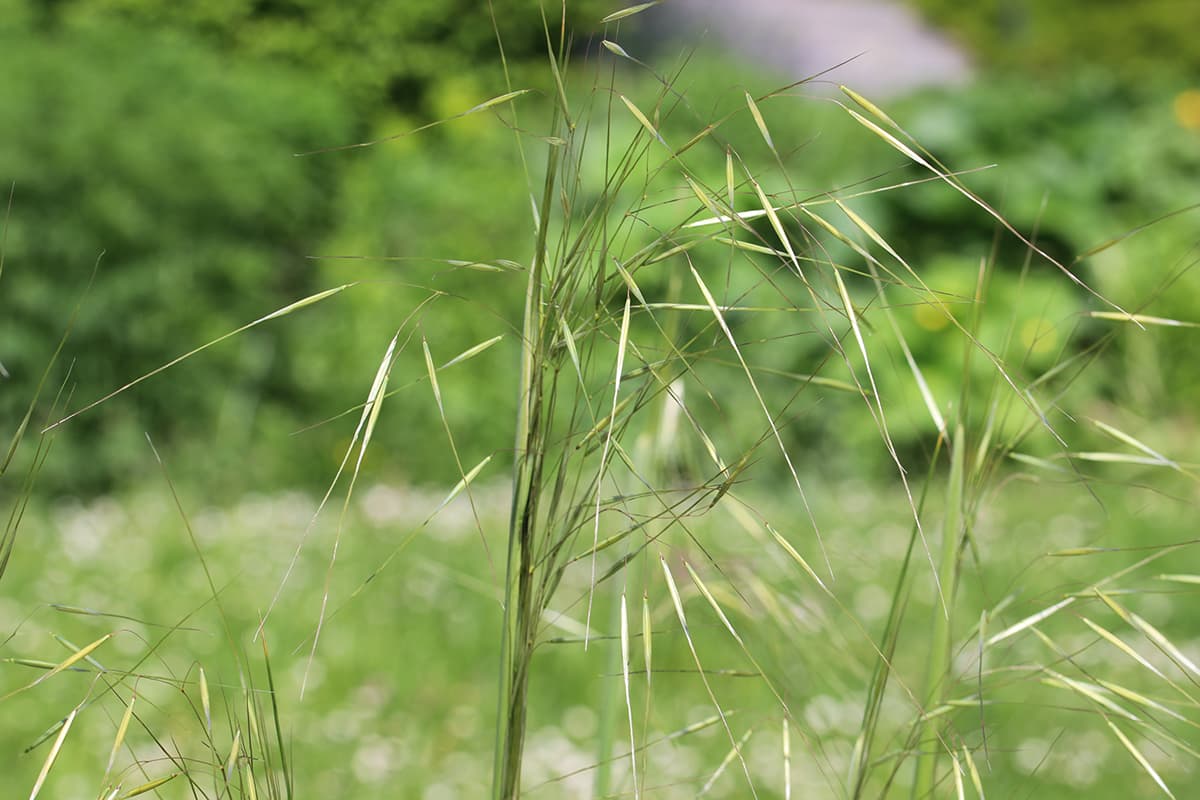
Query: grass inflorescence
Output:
[[5, 3, 1200, 799]]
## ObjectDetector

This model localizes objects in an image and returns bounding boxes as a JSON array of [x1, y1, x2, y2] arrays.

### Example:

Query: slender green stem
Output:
[[912, 422, 965, 798], [493, 108, 562, 800]]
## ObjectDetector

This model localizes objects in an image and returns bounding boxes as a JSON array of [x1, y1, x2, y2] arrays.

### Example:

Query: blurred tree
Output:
[[50, 0, 612, 117], [0, 0, 615, 493], [0, 17, 351, 491], [908, 0, 1200, 81]]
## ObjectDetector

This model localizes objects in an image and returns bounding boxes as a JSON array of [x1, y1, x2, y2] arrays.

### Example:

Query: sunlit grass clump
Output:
[[4, 3, 1200, 800]]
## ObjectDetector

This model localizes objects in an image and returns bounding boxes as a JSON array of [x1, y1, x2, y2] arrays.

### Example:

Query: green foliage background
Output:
[[908, 0, 1200, 80], [0, 14, 350, 490], [0, 0, 607, 491], [3, 0, 1199, 492]]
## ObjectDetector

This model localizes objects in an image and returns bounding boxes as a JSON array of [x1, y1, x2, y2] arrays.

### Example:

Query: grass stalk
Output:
[[493, 95, 563, 799], [912, 422, 966, 797]]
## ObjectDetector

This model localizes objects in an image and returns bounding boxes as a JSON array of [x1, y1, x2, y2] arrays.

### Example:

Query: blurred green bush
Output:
[[5, 1, 1198, 494], [908, 0, 1200, 80], [861, 76, 1200, 419], [764, 73, 1200, 469], [0, 16, 350, 491], [0, 1, 611, 493], [47, 0, 610, 116]]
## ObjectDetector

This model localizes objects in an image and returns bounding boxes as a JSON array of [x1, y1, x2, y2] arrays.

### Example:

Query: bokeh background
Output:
[[3, 1, 1199, 797]]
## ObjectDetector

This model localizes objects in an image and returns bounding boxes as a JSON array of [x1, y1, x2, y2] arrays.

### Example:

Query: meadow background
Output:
[[3, 1, 1200, 798]]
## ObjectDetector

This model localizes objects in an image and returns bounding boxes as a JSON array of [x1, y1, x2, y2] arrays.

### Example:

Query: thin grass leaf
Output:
[[445, 258, 523, 272], [586, 294, 632, 643], [1128, 612, 1200, 679], [1084, 618, 1185, 695], [441, 335, 505, 370], [913, 423, 966, 797], [644, 239, 705, 265], [1041, 670, 1139, 722], [29, 707, 76, 800], [613, 259, 647, 305], [962, 745, 985, 798], [839, 85, 901, 130], [620, 95, 667, 146], [1, 634, 112, 701], [1157, 574, 1200, 585], [261, 633, 293, 800], [48, 635, 103, 675], [726, 148, 736, 210], [105, 692, 136, 776], [1009, 452, 1072, 474], [745, 92, 776, 156], [683, 563, 745, 647], [766, 524, 829, 594], [683, 561, 802, 732], [353, 333, 397, 470], [47, 604, 198, 631], [1069, 452, 1174, 467], [747, 177, 806, 279], [642, 594, 653, 692], [1092, 419, 1180, 467], [690, 263, 830, 577], [1074, 201, 1200, 261], [951, 751, 965, 800], [839, 103, 1132, 318], [984, 598, 1075, 647], [601, 40, 632, 59], [298, 90, 531, 155], [601, 1, 663, 23], [661, 556, 759, 798], [116, 774, 179, 799], [1097, 679, 1192, 724], [782, 718, 791, 800], [1086, 311, 1200, 328], [841, 199, 946, 433], [267, 327, 407, 648], [199, 667, 211, 733], [687, 208, 768, 228], [45, 285, 354, 432], [244, 764, 259, 800], [541, 23, 571, 122], [4, 259, 95, 473], [1096, 590, 1200, 679], [620, 594, 640, 799], [1106, 719, 1176, 798], [576, 393, 637, 450], [699, 727, 755, 796], [424, 455, 493, 526], [225, 729, 241, 783]]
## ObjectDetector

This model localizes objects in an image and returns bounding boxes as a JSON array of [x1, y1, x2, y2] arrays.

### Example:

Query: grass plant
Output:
[[5, 3, 1200, 799]]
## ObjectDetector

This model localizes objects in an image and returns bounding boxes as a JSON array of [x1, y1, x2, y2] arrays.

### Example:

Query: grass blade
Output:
[[661, 556, 759, 798], [1, 634, 112, 701], [105, 692, 136, 777], [602, 1, 662, 23], [620, 593, 640, 799], [29, 707, 76, 800], [1106, 719, 1176, 798], [298, 91, 531, 155], [45, 285, 354, 433], [985, 598, 1075, 647], [116, 774, 179, 799], [199, 668, 211, 733], [586, 294, 632, 643]]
